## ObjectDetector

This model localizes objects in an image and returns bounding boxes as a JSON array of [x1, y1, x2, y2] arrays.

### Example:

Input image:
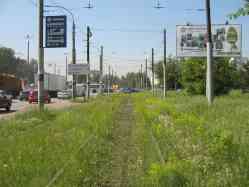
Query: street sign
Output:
[[45, 16, 67, 48], [68, 64, 90, 75], [176, 24, 242, 57]]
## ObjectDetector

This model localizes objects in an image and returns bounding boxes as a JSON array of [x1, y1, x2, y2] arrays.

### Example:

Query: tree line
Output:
[[154, 56, 249, 95], [0, 47, 37, 83]]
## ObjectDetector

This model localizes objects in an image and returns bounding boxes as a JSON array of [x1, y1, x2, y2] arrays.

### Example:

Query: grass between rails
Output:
[[132, 91, 249, 186], [0, 95, 123, 187]]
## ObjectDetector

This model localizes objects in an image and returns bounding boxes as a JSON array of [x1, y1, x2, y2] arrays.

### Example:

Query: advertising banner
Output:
[[176, 24, 242, 57]]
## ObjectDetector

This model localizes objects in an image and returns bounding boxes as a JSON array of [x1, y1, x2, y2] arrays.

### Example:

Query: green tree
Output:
[[0, 46, 37, 83], [154, 56, 181, 90], [180, 57, 241, 95], [180, 58, 206, 94], [230, 0, 249, 18]]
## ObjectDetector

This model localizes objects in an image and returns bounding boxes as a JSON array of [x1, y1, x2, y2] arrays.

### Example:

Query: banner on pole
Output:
[[46, 16, 67, 48], [176, 24, 242, 57]]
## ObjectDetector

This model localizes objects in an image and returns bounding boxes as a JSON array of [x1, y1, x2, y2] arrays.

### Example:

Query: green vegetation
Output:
[[0, 47, 37, 83], [0, 96, 122, 187], [1, 92, 249, 186], [132, 92, 249, 186], [154, 57, 249, 95], [230, 0, 249, 19]]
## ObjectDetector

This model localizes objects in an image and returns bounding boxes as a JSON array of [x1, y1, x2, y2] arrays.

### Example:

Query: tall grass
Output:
[[0, 96, 123, 187], [132, 91, 249, 186]]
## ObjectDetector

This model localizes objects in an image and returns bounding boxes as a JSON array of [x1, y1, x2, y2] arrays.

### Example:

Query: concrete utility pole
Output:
[[205, 0, 214, 104], [152, 48, 155, 96], [38, 0, 44, 110], [65, 53, 68, 82], [26, 35, 30, 64], [108, 65, 111, 96], [100, 46, 103, 93], [145, 57, 148, 90], [140, 64, 143, 89], [72, 22, 76, 98], [163, 29, 167, 98], [86, 26, 91, 99]]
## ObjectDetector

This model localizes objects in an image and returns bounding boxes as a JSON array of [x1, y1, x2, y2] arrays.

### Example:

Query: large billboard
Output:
[[46, 16, 67, 48], [176, 24, 242, 57]]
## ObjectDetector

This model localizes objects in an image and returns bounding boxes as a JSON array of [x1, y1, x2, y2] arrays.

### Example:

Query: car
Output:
[[120, 88, 133, 94], [0, 90, 12, 111], [19, 91, 30, 101], [28, 90, 51, 104], [57, 90, 72, 99]]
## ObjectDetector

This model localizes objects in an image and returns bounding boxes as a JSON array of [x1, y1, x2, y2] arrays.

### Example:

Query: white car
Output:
[[57, 90, 72, 99]]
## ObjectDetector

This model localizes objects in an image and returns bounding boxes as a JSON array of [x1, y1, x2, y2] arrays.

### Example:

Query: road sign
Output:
[[176, 24, 242, 57], [68, 64, 90, 75], [45, 16, 67, 48]]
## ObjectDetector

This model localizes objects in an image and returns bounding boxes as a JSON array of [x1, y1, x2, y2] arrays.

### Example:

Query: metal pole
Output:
[[163, 29, 167, 98], [100, 46, 103, 93], [87, 26, 90, 99], [65, 54, 68, 82], [145, 57, 148, 90], [205, 0, 213, 104], [72, 22, 76, 99], [108, 65, 110, 96], [140, 64, 143, 89], [38, 0, 44, 110], [152, 48, 155, 96], [27, 36, 30, 64]]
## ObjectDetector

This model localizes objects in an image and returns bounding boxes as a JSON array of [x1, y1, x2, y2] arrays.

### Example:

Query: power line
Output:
[[92, 28, 162, 33]]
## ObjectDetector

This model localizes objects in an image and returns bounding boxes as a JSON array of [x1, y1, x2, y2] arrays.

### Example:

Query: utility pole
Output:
[[152, 48, 155, 96], [100, 46, 103, 93], [108, 65, 111, 96], [26, 35, 30, 64], [72, 22, 76, 99], [38, 0, 44, 110], [64, 53, 68, 82], [145, 57, 148, 89], [140, 64, 143, 89], [205, 0, 213, 104], [86, 26, 91, 99], [111, 68, 114, 89], [163, 29, 167, 98]]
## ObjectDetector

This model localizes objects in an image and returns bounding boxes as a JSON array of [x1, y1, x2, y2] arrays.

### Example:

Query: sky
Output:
[[0, 0, 248, 76]]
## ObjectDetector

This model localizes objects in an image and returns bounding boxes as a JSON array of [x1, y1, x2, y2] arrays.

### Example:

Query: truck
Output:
[[0, 73, 22, 98], [35, 73, 67, 97]]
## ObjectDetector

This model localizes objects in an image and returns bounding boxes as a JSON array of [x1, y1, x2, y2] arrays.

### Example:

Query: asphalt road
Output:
[[0, 99, 80, 120]]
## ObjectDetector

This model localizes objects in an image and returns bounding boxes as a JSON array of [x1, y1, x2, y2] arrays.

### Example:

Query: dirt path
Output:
[[108, 97, 135, 187]]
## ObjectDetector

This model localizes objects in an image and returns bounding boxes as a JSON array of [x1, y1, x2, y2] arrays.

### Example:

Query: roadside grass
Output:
[[0, 95, 123, 187], [132, 91, 249, 186]]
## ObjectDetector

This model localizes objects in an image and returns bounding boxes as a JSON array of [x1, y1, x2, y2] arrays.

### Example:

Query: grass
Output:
[[1, 92, 249, 186], [0, 95, 123, 187], [131, 91, 249, 186]]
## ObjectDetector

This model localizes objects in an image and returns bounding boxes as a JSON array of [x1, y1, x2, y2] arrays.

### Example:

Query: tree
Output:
[[0, 46, 37, 83], [154, 56, 181, 90], [230, 0, 249, 18], [180, 57, 241, 95], [180, 58, 206, 95]]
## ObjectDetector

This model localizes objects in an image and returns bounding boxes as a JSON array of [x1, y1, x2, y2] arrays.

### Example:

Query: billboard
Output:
[[176, 24, 242, 57], [68, 64, 90, 75], [46, 16, 67, 48]]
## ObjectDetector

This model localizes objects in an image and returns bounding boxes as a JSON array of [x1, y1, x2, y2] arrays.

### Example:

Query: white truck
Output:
[[35, 73, 67, 97]]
